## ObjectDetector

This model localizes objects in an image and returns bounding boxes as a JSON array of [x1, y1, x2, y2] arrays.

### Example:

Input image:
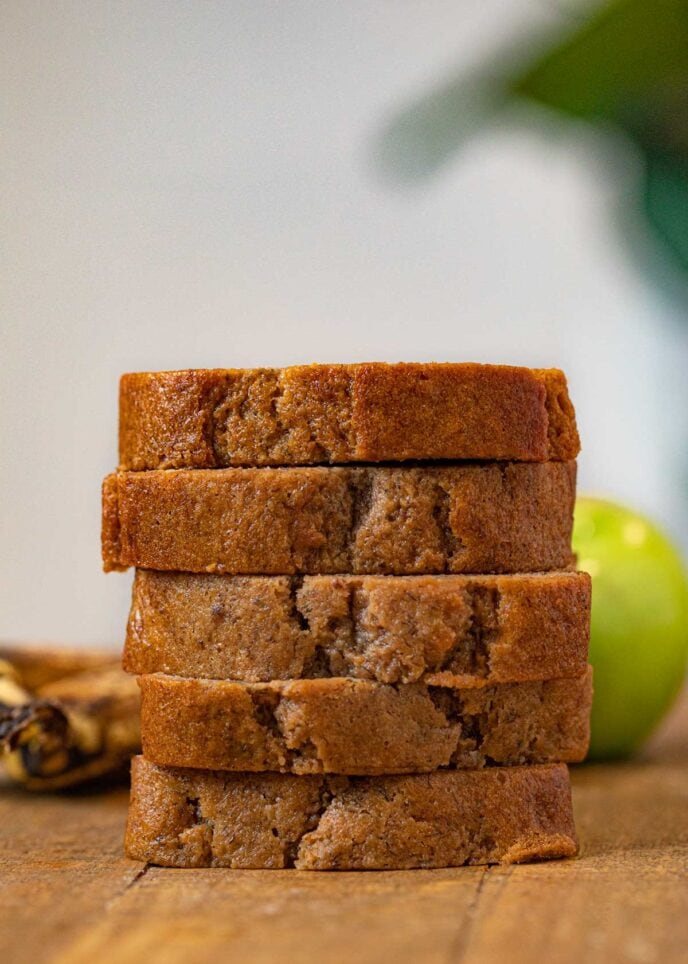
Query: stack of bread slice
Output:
[[102, 363, 591, 870]]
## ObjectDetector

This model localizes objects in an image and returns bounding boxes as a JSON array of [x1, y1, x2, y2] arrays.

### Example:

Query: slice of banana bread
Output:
[[102, 462, 576, 574], [124, 570, 590, 685], [118, 363, 579, 468], [126, 757, 578, 869], [137, 670, 592, 774]]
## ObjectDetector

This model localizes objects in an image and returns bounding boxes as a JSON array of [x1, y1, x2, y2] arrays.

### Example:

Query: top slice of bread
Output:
[[119, 363, 579, 468]]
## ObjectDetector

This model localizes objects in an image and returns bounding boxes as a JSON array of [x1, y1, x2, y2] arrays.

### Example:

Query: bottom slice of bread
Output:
[[126, 756, 577, 870]]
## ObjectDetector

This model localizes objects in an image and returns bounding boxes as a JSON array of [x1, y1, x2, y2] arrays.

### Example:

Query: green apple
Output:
[[573, 497, 688, 760]]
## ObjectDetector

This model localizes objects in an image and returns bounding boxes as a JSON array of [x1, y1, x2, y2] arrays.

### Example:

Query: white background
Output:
[[2, 1, 687, 647]]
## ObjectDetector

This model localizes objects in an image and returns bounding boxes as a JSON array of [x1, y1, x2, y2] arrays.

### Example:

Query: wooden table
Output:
[[2, 695, 687, 964]]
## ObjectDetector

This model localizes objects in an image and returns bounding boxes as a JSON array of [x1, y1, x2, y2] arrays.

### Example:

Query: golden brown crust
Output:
[[537, 369, 580, 464], [137, 670, 592, 774], [125, 757, 578, 869], [118, 364, 580, 468], [102, 462, 577, 574], [124, 570, 590, 685]]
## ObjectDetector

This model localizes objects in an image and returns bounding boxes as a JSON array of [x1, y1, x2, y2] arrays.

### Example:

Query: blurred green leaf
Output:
[[513, 0, 688, 124], [373, 75, 501, 184], [644, 152, 688, 271], [513, 0, 688, 290], [372, 0, 688, 293]]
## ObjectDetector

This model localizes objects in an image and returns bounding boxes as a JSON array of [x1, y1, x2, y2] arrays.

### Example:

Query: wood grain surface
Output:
[[1, 692, 686, 964]]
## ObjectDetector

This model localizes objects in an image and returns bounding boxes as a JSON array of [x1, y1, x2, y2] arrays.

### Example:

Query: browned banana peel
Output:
[[0, 647, 140, 790]]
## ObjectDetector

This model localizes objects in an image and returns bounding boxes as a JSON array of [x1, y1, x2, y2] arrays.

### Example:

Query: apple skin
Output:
[[573, 497, 688, 760]]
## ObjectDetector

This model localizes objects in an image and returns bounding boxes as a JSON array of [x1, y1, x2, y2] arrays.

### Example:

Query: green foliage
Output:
[[513, 0, 688, 278], [644, 152, 688, 271], [513, 0, 688, 122]]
